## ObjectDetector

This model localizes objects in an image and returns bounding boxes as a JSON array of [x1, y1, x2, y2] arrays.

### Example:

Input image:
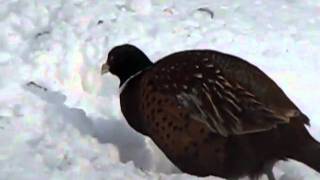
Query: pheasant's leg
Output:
[[263, 162, 276, 180], [265, 169, 276, 180], [249, 176, 259, 180]]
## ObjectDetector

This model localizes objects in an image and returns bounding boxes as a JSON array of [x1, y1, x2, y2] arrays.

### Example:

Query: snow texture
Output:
[[0, 0, 319, 179]]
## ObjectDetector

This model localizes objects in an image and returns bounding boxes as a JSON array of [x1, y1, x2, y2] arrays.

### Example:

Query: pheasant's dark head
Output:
[[101, 44, 153, 85]]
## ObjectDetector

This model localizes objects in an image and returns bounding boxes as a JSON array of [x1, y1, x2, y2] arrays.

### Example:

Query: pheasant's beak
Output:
[[101, 63, 110, 75]]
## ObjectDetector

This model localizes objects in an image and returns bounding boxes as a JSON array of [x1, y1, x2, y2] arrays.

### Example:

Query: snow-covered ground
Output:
[[0, 0, 319, 179]]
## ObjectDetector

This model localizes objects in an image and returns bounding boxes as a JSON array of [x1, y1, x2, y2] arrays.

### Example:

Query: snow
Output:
[[0, 0, 319, 179]]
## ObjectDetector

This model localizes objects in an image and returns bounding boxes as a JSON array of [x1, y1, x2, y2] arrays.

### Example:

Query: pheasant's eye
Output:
[[108, 55, 115, 65]]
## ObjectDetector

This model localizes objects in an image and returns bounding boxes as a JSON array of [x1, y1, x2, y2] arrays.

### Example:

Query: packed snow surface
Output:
[[0, 0, 319, 179]]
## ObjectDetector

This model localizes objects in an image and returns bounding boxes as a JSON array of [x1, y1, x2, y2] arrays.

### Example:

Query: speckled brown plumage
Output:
[[101, 44, 320, 180]]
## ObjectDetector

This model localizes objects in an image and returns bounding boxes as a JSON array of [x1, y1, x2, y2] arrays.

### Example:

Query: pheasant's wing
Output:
[[141, 51, 302, 137], [174, 74, 293, 137]]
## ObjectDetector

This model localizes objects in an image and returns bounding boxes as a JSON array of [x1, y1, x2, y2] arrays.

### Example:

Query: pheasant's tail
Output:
[[290, 136, 320, 173]]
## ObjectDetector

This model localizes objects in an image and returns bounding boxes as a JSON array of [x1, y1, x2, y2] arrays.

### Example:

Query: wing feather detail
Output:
[[176, 71, 293, 137]]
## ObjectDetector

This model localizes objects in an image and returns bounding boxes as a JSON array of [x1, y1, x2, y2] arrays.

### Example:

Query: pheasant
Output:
[[101, 44, 320, 180]]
